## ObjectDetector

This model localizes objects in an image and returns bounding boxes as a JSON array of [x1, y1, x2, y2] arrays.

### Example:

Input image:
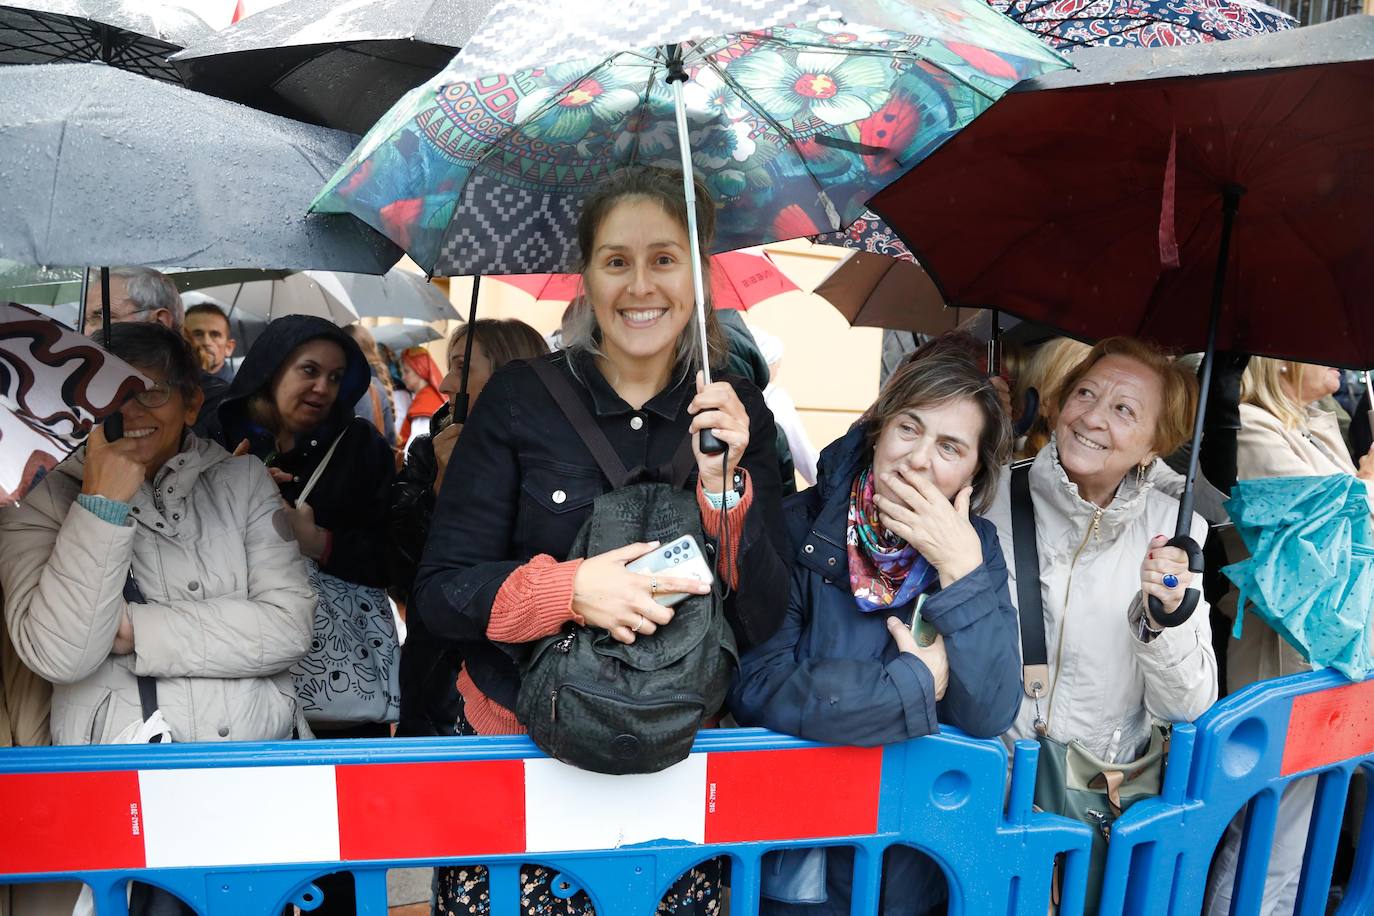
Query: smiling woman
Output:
[[415, 167, 789, 916]]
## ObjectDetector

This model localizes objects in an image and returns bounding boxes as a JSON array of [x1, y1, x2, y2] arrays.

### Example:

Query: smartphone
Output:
[[625, 535, 715, 607], [102, 412, 124, 442], [909, 593, 940, 648]]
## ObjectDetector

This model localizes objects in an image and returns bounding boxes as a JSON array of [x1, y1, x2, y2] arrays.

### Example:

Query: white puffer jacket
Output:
[[0, 435, 315, 745], [986, 441, 1218, 763]]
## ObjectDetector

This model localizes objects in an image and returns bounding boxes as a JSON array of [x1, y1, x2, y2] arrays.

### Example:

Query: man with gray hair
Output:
[[81, 267, 184, 332], [82, 266, 225, 440]]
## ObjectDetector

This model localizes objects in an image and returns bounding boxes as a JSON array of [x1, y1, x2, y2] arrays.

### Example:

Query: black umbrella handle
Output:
[[1147, 534, 1204, 627]]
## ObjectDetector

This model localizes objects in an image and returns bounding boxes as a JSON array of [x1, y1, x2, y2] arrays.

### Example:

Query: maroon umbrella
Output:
[[870, 16, 1374, 625]]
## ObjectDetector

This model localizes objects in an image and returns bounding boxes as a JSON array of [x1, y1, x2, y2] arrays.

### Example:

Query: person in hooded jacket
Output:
[[217, 315, 396, 728], [729, 337, 1021, 915], [216, 315, 395, 915]]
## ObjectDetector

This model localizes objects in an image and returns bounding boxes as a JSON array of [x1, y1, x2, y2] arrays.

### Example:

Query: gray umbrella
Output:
[[171, 0, 495, 134], [0, 63, 401, 275], [1, 0, 212, 82]]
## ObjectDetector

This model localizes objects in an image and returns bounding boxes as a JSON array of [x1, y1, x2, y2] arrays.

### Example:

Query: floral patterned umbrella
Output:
[[311, 0, 1067, 277]]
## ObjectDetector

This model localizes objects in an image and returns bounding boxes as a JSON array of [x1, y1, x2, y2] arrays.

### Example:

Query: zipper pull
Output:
[[550, 689, 559, 722]]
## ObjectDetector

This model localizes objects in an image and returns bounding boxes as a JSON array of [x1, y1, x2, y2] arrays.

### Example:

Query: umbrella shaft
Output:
[[454, 276, 482, 425], [670, 75, 712, 388], [1178, 186, 1243, 536]]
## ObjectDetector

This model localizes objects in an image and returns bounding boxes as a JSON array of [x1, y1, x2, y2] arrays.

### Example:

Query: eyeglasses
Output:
[[129, 385, 173, 409]]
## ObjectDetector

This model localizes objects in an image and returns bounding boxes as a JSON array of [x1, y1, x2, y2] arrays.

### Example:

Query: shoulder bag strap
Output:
[[297, 425, 349, 507], [531, 357, 631, 489], [666, 434, 697, 490], [1010, 462, 1050, 708], [123, 573, 164, 742]]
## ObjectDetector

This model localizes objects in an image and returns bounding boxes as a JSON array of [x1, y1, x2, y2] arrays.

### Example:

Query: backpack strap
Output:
[[1010, 461, 1050, 710], [531, 358, 631, 489]]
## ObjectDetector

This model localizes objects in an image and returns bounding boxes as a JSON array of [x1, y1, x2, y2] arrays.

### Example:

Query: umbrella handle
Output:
[[1147, 534, 1204, 627]]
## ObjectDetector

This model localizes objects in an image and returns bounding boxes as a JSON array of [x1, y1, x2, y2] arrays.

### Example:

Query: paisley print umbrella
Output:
[[985, 0, 1295, 51]]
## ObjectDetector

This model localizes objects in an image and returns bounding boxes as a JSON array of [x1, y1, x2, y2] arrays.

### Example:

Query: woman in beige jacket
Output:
[[0, 323, 315, 749], [1204, 358, 1374, 916]]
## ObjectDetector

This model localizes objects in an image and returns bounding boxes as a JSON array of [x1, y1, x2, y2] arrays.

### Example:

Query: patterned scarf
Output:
[[847, 466, 936, 612]]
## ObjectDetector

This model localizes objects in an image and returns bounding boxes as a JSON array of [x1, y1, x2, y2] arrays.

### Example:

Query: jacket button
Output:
[[827, 557, 836, 566], [188, 581, 199, 591], [552, 490, 566, 504], [630, 416, 644, 430], [804, 544, 814, 554], [217, 726, 229, 737]]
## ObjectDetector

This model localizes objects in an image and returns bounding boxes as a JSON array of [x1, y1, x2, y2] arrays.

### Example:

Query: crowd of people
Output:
[[1, 165, 1368, 916]]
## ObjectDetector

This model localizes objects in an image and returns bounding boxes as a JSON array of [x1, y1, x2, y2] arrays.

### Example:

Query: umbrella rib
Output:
[[698, 53, 842, 231]]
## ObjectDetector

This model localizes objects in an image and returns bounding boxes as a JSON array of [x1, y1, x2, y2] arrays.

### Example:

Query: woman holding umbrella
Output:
[[1204, 357, 1374, 916], [415, 167, 789, 914], [983, 337, 1217, 902]]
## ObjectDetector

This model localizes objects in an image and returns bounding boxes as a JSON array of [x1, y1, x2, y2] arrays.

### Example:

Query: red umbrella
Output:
[[492, 249, 799, 311], [869, 17, 1374, 625]]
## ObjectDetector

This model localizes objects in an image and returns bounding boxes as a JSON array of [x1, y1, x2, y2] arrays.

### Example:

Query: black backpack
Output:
[[515, 359, 738, 774]]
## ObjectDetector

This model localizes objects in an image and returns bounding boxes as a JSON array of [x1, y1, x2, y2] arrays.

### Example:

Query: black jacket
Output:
[[216, 316, 395, 589], [414, 350, 790, 713]]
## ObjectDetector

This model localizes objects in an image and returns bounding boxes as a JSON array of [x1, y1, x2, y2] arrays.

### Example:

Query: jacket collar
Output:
[[569, 349, 694, 421], [67, 433, 227, 534], [1031, 434, 1159, 539], [795, 424, 869, 581]]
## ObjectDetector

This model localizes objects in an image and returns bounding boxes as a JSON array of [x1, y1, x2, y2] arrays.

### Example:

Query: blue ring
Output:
[[1162, 574, 1180, 589]]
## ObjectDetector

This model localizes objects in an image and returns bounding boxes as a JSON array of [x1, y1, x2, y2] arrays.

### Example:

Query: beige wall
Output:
[[395, 240, 880, 466]]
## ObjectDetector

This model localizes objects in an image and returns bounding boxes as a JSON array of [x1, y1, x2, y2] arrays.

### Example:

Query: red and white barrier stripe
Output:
[[1, 746, 882, 875]]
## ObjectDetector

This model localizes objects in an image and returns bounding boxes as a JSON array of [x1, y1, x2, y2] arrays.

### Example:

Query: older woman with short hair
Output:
[[987, 335, 1216, 760]]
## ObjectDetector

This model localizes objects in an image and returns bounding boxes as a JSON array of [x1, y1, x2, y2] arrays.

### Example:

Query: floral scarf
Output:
[[847, 466, 936, 612]]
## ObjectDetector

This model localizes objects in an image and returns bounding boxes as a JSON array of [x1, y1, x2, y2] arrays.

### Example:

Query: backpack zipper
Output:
[[550, 683, 705, 722]]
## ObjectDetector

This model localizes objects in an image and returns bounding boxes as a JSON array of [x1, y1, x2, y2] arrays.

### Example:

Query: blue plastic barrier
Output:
[[0, 727, 1090, 916], [1098, 669, 1374, 916]]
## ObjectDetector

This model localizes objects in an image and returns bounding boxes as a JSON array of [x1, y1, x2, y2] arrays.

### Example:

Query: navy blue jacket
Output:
[[727, 426, 1022, 915], [729, 425, 1022, 745]]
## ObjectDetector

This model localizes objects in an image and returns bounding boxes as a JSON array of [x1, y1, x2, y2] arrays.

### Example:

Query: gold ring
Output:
[[633, 615, 646, 634]]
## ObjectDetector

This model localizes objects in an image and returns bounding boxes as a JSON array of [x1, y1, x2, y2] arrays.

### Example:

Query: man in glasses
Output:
[[82, 266, 227, 440]]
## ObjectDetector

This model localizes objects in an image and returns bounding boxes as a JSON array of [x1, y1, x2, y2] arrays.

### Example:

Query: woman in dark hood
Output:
[[216, 316, 397, 916], [218, 316, 396, 593]]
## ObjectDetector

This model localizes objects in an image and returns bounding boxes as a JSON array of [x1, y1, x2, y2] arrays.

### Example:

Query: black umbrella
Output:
[[0, 63, 401, 275], [0, 0, 211, 82], [871, 16, 1374, 626], [171, 0, 495, 135]]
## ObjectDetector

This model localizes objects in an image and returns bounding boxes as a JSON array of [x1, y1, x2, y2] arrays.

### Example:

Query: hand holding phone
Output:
[[625, 535, 715, 607]]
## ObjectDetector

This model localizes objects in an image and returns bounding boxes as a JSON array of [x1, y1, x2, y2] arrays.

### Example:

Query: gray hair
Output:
[[90, 267, 184, 329]]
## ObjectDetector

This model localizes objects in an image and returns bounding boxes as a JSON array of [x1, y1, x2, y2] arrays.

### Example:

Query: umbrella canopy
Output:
[[371, 322, 442, 352], [985, 0, 1295, 51], [193, 268, 459, 325], [311, 0, 1067, 276], [0, 301, 148, 505], [1223, 474, 1374, 681], [869, 16, 1374, 370], [494, 249, 799, 311], [171, 0, 495, 135], [0, 0, 212, 82], [0, 63, 401, 276], [0, 263, 292, 308], [812, 248, 953, 331]]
